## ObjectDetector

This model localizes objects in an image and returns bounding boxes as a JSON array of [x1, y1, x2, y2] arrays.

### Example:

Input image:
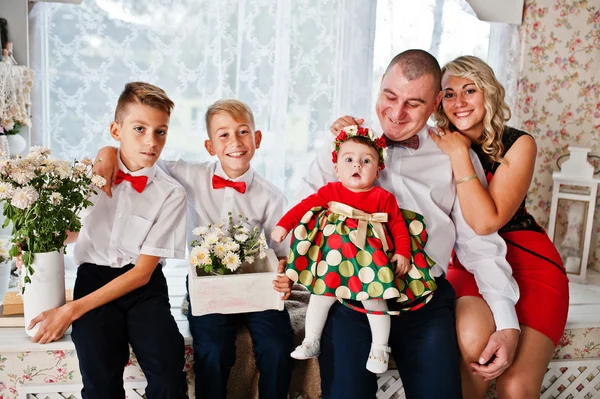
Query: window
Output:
[[29, 0, 516, 198]]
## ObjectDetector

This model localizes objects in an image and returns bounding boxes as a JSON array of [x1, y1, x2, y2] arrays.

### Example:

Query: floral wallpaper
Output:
[[515, 0, 600, 272]]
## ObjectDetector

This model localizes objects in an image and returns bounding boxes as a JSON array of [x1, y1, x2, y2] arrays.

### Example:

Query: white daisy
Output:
[[11, 186, 39, 209], [54, 160, 72, 179], [192, 226, 209, 236], [190, 246, 211, 266], [0, 182, 14, 199], [0, 159, 11, 175], [225, 240, 240, 252], [234, 233, 249, 243], [344, 125, 358, 135], [28, 146, 51, 158], [213, 242, 227, 259], [73, 164, 87, 176], [91, 175, 107, 188], [49, 192, 62, 205], [205, 233, 219, 245], [11, 168, 36, 185], [223, 251, 241, 272]]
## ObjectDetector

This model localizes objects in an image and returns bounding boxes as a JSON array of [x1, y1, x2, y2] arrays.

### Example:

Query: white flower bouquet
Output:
[[0, 146, 106, 286], [190, 212, 268, 275]]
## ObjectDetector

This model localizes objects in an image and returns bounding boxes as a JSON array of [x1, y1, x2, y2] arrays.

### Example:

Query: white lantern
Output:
[[547, 147, 600, 283]]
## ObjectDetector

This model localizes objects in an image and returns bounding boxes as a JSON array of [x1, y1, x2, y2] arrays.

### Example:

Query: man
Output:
[[297, 49, 520, 398]]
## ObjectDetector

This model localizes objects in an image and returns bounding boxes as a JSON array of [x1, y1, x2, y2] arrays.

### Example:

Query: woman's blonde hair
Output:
[[434, 56, 511, 164]]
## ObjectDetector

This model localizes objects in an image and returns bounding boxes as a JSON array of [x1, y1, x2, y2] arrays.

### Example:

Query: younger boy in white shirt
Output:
[[29, 82, 189, 399], [94, 99, 293, 399]]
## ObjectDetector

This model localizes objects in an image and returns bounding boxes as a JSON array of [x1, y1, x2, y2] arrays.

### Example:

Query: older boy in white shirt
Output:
[[94, 99, 294, 399], [29, 82, 188, 399]]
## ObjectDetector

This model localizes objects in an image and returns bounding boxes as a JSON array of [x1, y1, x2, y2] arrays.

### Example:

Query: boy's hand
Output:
[[29, 303, 74, 344], [330, 116, 365, 135], [391, 254, 411, 276], [273, 258, 293, 300], [270, 226, 289, 243], [93, 146, 119, 198]]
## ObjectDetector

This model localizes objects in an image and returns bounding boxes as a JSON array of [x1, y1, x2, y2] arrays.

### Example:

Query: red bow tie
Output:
[[114, 170, 149, 193], [212, 174, 246, 194], [383, 134, 420, 150]]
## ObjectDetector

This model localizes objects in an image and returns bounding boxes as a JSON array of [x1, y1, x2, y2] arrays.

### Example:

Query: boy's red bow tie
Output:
[[383, 134, 419, 150], [212, 175, 246, 194], [114, 170, 148, 193]]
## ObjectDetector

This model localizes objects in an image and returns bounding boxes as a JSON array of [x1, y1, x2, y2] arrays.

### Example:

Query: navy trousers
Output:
[[319, 276, 462, 399], [72, 263, 188, 399], [187, 294, 293, 399]]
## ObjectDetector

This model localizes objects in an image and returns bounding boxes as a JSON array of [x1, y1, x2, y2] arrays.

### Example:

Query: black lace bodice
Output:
[[473, 127, 544, 234]]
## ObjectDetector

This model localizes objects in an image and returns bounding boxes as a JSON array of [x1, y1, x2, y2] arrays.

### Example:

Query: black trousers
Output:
[[319, 276, 462, 399], [72, 263, 188, 399]]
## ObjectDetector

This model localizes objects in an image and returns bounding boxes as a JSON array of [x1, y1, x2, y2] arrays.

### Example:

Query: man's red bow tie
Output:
[[212, 174, 246, 194], [383, 134, 420, 150], [114, 170, 148, 193]]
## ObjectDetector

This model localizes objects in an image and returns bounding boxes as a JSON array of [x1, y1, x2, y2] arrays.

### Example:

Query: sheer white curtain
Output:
[[28, 0, 519, 196], [28, 0, 377, 194], [488, 23, 521, 120], [370, 0, 520, 124]]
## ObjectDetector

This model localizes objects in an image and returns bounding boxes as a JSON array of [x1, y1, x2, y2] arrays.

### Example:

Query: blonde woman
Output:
[[431, 55, 569, 398]]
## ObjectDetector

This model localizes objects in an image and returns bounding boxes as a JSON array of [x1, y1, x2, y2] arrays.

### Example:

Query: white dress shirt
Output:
[[161, 160, 289, 258], [74, 152, 187, 268], [298, 126, 520, 331]]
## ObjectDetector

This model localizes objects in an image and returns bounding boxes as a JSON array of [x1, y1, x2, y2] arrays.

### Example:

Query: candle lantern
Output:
[[547, 147, 600, 283]]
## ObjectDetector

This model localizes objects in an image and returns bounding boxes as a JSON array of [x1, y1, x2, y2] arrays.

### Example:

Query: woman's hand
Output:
[[330, 116, 365, 136], [429, 126, 471, 158], [92, 147, 120, 198]]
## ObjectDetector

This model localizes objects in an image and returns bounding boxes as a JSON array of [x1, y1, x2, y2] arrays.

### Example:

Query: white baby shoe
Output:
[[366, 343, 391, 374], [290, 339, 321, 360]]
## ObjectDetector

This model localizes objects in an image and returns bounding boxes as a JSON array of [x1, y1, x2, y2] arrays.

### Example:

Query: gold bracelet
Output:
[[455, 174, 478, 185]]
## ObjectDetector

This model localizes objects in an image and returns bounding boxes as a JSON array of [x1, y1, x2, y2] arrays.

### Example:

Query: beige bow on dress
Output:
[[328, 201, 390, 252]]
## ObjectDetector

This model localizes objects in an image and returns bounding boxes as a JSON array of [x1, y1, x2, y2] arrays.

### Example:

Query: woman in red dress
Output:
[[431, 55, 569, 398]]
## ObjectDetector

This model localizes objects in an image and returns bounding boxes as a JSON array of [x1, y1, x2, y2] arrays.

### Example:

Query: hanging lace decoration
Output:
[[0, 59, 35, 132]]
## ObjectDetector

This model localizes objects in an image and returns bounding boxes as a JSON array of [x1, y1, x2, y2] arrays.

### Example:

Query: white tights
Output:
[[303, 294, 390, 346]]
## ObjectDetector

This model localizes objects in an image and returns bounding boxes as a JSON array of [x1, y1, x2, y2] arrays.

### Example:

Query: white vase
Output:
[[6, 134, 27, 157], [21, 251, 66, 337], [0, 260, 11, 304]]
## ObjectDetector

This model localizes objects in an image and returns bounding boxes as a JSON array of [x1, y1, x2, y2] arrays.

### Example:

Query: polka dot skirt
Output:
[[285, 207, 437, 312]]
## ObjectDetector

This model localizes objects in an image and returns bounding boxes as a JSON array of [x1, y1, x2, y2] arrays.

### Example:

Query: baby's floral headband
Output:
[[331, 125, 388, 170]]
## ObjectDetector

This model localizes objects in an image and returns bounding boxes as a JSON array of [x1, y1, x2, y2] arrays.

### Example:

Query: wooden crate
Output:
[[187, 249, 284, 316]]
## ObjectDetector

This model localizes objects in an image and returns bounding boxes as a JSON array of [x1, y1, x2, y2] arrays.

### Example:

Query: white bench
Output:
[[4, 265, 600, 399]]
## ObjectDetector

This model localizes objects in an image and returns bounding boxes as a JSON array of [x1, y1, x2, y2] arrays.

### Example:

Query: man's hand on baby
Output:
[[273, 258, 293, 300], [330, 116, 365, 135], [391, 254, 411, 276], [270, 226, 289, 243]]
